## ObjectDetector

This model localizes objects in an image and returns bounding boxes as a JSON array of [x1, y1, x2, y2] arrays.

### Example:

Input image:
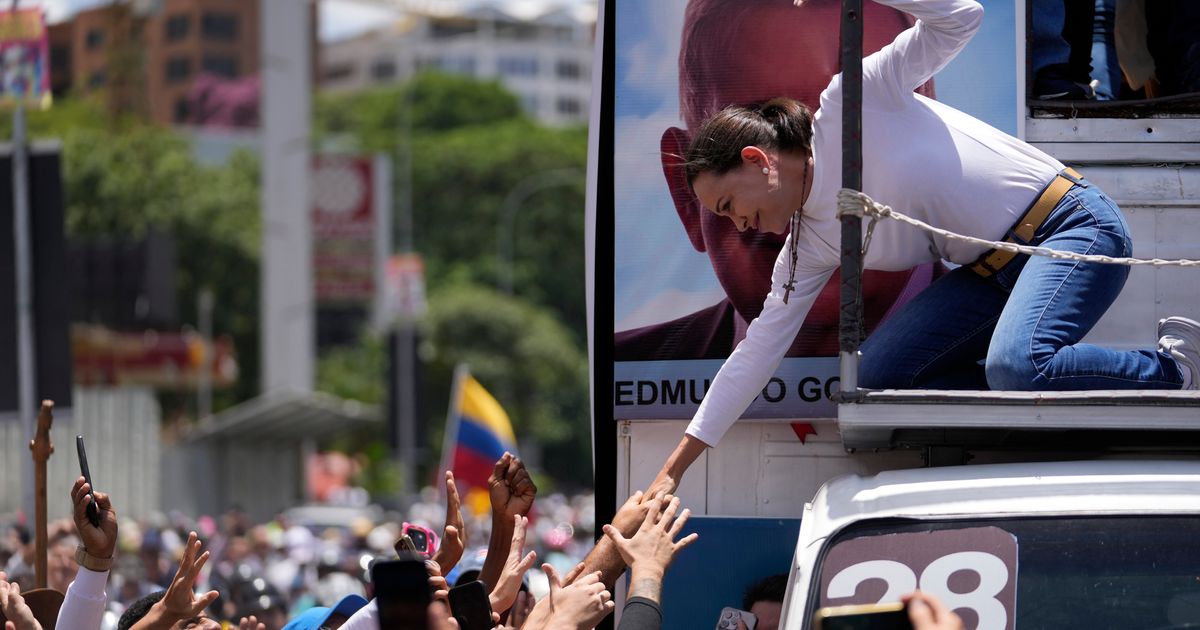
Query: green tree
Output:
[[314, 283, 592, 486], [421, 284, 591, 486], [313, 73, 591, 486], [315, 71, 525, 149], [60, 122, 263, 405], [315, 73, 588, 343]]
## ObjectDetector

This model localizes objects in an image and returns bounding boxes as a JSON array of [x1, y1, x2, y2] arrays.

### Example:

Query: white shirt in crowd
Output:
[[55, 567, 110, 629]]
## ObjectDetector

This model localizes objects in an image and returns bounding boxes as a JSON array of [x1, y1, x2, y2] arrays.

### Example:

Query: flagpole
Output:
[[438, 363, 469, 496]]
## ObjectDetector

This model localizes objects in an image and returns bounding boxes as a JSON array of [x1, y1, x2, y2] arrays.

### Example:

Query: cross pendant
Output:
[[782, 281, 795, 304]]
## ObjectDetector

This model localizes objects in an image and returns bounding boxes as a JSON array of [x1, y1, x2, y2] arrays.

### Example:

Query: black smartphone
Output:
[[813, 602, 913, 630], [448, 580, 494, 630], [395, 534, 418, 556], [373, 558, 431, 630], [75, 435, 100, 526]]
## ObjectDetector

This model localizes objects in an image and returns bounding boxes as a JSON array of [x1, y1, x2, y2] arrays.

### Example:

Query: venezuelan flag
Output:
[[441, 368, 517, 500]]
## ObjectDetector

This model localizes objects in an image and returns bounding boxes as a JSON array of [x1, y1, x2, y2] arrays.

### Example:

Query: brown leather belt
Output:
[[968, 167, 1084, 278]]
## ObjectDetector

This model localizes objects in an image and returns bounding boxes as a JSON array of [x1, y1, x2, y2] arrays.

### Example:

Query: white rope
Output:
[[836, 188, 1200, 268]]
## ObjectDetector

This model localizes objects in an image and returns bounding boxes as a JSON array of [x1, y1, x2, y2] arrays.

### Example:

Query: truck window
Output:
[[810, 516, 1200, 629]]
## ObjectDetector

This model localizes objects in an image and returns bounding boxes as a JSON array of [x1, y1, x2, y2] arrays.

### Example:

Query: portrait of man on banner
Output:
[[612, 0, 1017, 419]]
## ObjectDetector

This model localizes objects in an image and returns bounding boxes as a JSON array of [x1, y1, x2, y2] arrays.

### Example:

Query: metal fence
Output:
[[1, 386, 161, 521]]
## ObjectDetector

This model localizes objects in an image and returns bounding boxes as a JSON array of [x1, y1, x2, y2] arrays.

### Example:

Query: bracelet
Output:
[[75, 545, 114, 572]]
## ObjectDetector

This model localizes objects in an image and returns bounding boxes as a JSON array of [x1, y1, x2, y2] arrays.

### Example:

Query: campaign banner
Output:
[[611, 0, 1018, 421], [0, 8, 50, 109]]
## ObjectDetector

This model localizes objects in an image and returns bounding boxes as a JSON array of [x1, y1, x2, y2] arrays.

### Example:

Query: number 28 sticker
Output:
[[817, 526, 1018, 630]]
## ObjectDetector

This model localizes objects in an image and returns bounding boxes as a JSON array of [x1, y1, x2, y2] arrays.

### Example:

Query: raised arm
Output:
[[856, 0, 984, 104], [686, 258, 834, 448], [56, 476, 119, 630]]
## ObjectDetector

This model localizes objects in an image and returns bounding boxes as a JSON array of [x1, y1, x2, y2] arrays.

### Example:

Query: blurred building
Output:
[[46, 0, 316, 127], [320, 2, 594, 126]]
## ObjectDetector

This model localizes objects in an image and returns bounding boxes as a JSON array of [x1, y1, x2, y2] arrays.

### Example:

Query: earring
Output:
[[761, 167, 769, 175]]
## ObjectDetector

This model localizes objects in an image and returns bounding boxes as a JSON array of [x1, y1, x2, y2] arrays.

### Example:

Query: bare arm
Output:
[[479, 453, 536, 591], [646, 433, 708, 498]]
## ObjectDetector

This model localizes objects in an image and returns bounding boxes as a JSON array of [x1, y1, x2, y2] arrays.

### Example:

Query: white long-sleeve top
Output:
[[686, 0, 1065, 447], [55, 567, 109, 630]]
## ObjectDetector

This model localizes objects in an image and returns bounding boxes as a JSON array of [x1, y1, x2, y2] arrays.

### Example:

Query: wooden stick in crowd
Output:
[[28, 399, 55, 589]]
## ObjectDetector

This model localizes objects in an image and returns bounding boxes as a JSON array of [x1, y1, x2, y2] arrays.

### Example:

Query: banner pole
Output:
[[13, 100, 40, 520], [838, 0, 865, 399]]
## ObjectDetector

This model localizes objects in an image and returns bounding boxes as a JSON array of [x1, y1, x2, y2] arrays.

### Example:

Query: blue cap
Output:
[[282, 594, 369, 630]]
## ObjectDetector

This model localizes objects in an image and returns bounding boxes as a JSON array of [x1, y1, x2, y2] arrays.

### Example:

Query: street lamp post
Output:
[[496, 168, 583, 294]]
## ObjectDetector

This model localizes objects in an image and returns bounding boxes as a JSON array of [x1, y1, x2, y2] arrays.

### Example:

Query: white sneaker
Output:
[[1158, 316, 1200, 390]]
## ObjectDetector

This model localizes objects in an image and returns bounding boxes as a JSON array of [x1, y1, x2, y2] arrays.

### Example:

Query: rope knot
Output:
[[836, 188, 891, 220]]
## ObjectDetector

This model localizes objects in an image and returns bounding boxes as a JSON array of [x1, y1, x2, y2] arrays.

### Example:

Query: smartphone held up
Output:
[[76, 434, 100, 526], [373, 558, 432, 630]]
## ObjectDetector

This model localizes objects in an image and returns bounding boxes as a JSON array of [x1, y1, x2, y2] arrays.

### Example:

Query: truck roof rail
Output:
[[838, 389, 1200, 452]]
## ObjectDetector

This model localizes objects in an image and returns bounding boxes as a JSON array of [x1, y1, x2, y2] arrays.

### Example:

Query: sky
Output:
[[27, 0, 594, 41]]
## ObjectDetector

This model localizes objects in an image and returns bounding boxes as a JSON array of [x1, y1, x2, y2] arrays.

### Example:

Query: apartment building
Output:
[[320, 2, 594, 126], [47, 0, 266, 126]]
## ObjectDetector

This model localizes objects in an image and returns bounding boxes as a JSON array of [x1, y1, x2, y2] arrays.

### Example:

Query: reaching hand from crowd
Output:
[[71, 475, 118, 563], [603, 494, 697, 586], [530, 564, 614, 630], [572, 490, 652, 591], [131, 532, 220, 630], [0, 572, 42, 630], [488, 515, 537, 615], [610, 491, 651, 539], [904, 592, 965, 630], [488, 453, 537, 520], [432, 471, 467, 575]]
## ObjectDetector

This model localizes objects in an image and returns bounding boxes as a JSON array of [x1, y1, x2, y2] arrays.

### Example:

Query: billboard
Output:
[[311, 154, 390, 305], [610, 0, 1019, 421], [0, 8, 50, 109]]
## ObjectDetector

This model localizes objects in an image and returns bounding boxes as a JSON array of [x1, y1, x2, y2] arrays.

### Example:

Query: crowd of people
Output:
[[0, 451, 965, 629]]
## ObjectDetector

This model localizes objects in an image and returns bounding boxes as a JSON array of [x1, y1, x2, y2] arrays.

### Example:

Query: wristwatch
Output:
[[74, 546, 114, 572]]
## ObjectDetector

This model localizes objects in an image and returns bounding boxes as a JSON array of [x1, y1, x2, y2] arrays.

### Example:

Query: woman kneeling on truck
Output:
[[648, 0, 1200, 497]]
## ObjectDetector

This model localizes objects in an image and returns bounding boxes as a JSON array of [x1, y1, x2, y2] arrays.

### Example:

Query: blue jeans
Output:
[[860, 177, 1185, 391], [1091, 0, 1120, 100], [1032, 0, 1072, 76]]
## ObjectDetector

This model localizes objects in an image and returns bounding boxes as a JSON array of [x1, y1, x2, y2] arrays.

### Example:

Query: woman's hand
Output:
[[644, 434, 708, 499], [644, 473, 677, 500]]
